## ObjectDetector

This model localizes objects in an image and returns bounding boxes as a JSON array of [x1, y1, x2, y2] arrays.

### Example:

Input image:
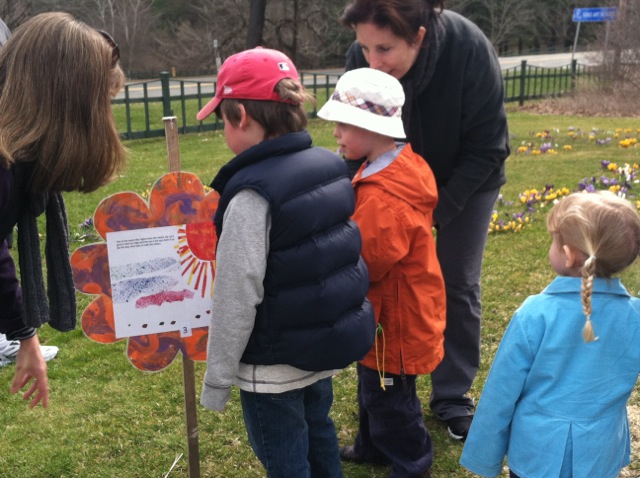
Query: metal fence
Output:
[[113, 60, 597, 141], [503, 59, 597, 105]]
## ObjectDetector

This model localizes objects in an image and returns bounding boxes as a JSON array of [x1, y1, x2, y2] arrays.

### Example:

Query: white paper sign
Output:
[[106, 225, 212, 338]]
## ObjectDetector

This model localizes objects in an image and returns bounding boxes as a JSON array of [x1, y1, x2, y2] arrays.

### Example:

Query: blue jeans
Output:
[[240, 377, 343, 478]]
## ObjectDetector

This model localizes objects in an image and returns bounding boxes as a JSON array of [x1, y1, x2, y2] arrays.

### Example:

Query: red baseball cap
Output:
[[196, 47, 300, 121]]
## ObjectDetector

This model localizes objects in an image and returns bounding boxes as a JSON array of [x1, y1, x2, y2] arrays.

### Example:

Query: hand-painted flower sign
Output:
[[70, 172, 219, 371]]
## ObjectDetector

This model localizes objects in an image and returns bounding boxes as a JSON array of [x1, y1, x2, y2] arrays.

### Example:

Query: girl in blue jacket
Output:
[[461, 191, 640, 478]]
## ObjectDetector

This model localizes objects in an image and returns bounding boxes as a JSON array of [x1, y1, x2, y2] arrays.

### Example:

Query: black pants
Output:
[[510, 471, 520, 478], [354, 363, 433, 478]]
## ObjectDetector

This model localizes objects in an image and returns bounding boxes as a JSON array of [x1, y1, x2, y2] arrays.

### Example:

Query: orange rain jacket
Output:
[[352, 144, 446, 376]]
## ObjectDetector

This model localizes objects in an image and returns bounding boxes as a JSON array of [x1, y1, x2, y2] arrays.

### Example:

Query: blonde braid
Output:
[[581, 255, 598, 342], [549, 192, 640, 343]]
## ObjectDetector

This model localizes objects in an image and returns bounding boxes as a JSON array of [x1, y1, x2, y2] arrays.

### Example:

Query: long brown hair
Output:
[[0, 12, 126, 193]]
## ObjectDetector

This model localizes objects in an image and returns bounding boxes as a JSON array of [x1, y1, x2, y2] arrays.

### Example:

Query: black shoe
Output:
[[339, 445, 390, 465], [446, 415, 473, 441]]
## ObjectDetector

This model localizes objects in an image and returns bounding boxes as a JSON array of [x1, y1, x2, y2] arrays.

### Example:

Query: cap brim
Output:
[[197, 96, 222, 121]]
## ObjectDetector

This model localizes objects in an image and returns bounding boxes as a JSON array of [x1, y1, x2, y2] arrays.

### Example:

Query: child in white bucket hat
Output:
[[319, 68, 446, 478]]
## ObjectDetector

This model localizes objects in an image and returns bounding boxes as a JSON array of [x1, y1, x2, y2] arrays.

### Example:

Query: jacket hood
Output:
[[353, 144, 437, 215]]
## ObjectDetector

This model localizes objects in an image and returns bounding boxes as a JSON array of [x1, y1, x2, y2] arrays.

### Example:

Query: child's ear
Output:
[[563, 244, 579, 268], [414, 26, 427, 46], [237, 104, 249, 129]]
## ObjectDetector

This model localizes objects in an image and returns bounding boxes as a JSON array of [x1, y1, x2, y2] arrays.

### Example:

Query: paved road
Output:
[[498, 51, 598, 69], [117, 51, 597, 101]]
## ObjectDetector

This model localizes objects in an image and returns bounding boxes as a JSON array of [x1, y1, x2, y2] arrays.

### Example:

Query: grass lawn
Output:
[[2, 109, 640, 477]]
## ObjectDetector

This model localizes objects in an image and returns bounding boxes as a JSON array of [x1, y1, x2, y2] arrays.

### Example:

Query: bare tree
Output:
[[536, 0, 581, 53], [247, 0, 267, 48], [119, 0, 155, 72], [154, 20, 222, 74], [269, 0, 300, 59], [261, 0, 352, 68], [469, 0, 535, 51], [598, 0, 639, 88], [152, 0, 249, 74], [91, 0, 117, 35], [5, 0, 621, 75], [446, 0, 476, 15], [82, 0, 156, 74], [0, 0, 32, 28]]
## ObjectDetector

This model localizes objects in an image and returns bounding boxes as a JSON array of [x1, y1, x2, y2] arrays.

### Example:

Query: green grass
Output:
[[2, 110, 640, 477]]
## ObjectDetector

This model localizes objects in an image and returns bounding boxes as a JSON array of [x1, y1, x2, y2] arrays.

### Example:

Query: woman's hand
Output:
[[10, 335, 49, 408]]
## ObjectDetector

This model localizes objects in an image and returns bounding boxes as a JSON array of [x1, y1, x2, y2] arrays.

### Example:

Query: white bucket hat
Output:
[[318, 68, 406, 139]]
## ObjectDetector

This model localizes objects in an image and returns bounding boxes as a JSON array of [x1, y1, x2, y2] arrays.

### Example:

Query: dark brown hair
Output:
[[340, 0, 444, 43], [0, 12, 126, 193], [220, 78, 315, 139]]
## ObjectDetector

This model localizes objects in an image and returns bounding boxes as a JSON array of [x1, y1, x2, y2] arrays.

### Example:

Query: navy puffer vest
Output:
[[212, 131, 375, 371]]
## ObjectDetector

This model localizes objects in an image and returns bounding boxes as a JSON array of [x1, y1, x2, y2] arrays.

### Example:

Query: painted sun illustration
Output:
[[178, 222, 216, 299], [71, 171, 219, 372]]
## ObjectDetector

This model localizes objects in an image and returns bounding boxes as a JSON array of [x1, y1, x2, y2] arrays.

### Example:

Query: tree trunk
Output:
[[246, 0, 267, 49], [612, 0, 628, 81]]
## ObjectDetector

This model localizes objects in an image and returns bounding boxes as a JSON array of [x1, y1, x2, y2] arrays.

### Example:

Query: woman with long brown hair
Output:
[[0, 12, 126, 408]]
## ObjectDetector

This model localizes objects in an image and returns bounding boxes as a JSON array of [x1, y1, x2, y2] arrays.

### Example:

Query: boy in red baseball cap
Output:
[[198, 47, 375, 477]]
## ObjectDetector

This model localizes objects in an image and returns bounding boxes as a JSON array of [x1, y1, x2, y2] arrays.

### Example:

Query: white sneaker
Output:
[[0, 339, 21, 362], [40, 345, 59, 362], [0, 340, 59, 367], [0, 355, 13, 368]]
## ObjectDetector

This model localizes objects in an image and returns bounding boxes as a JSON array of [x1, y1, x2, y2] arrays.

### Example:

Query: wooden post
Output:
[[612, 0, 628, 81], [163, 116, 182, 172], [182, 357, 200, 478], [163, 115, 200, 478], [519, 60, 527, 107]]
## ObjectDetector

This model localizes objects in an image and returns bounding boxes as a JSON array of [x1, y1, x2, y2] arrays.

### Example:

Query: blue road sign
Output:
[[573, 7, 618, 22]]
